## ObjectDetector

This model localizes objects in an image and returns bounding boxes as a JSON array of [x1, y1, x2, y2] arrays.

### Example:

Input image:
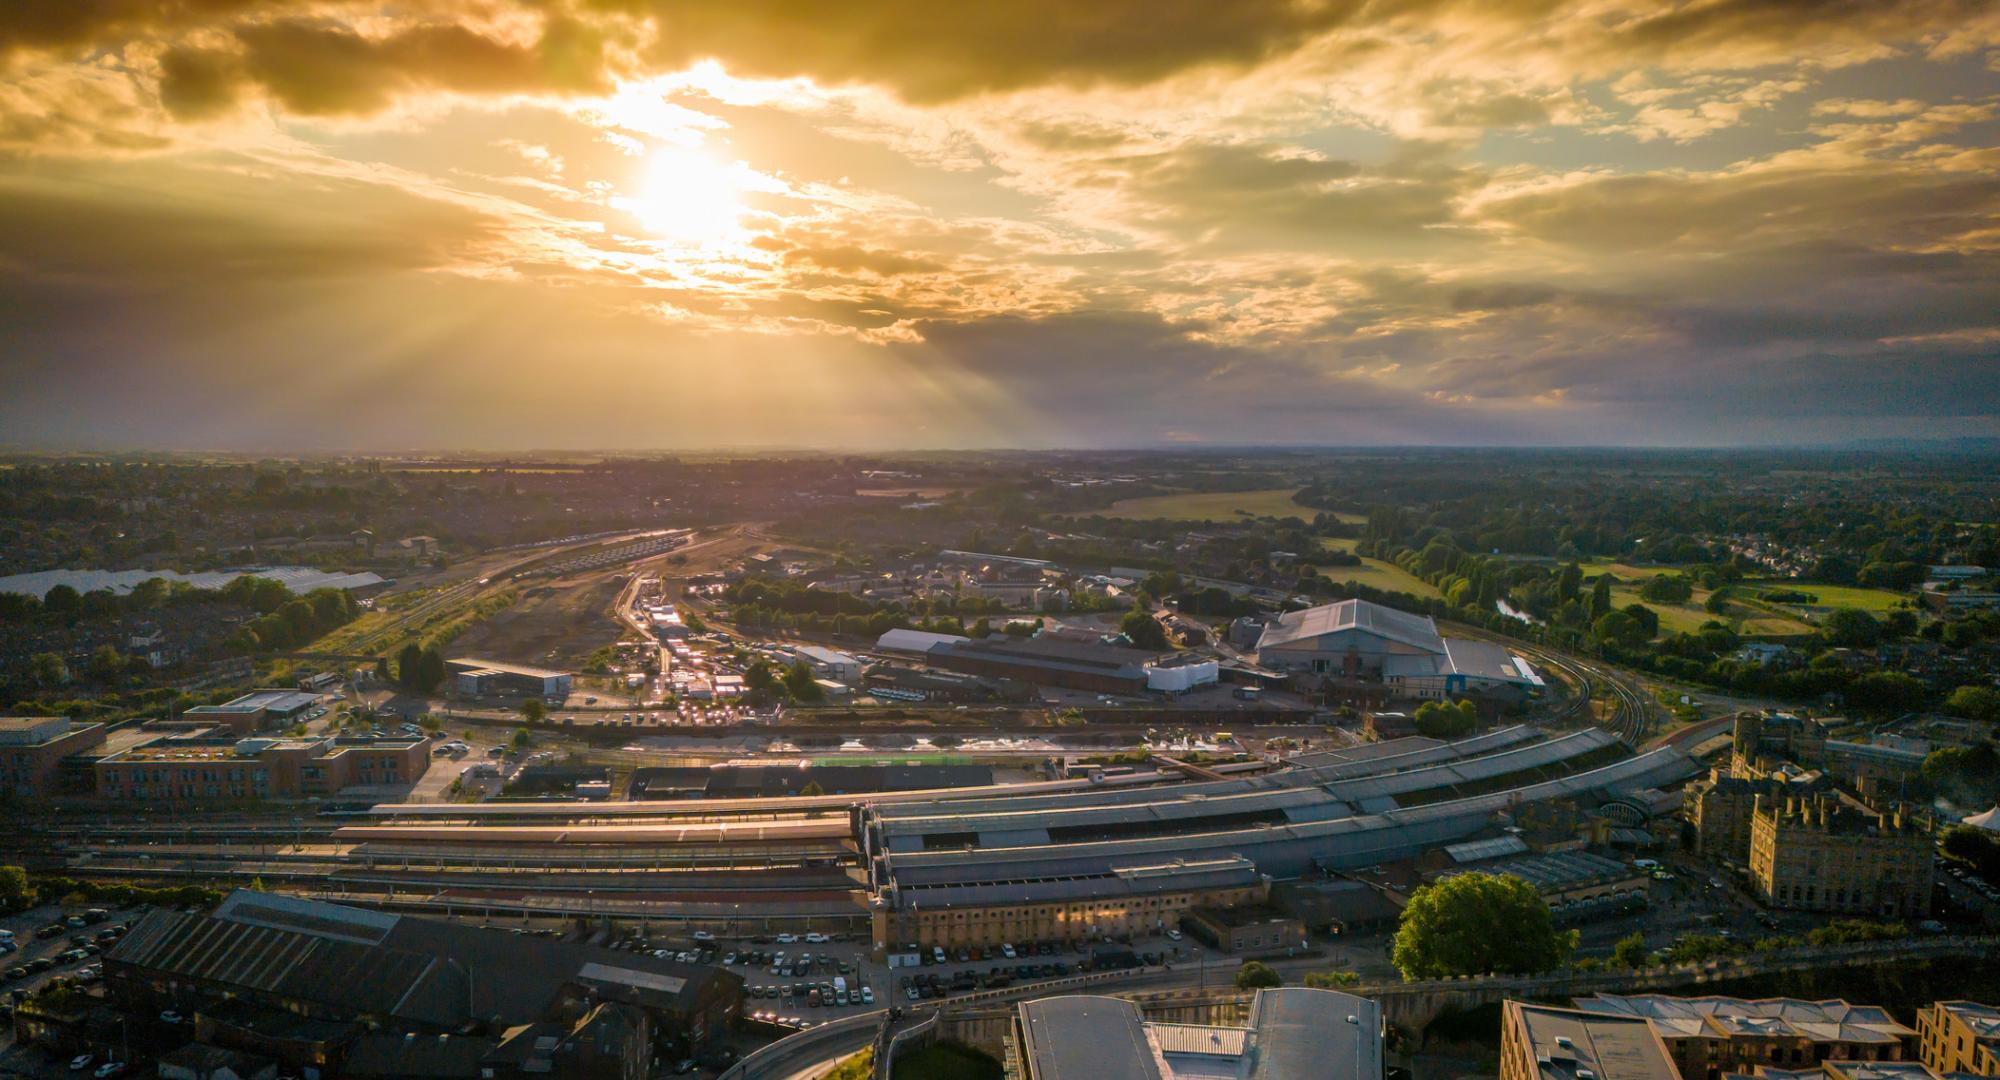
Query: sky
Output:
[[0, 0, 1997, 451]]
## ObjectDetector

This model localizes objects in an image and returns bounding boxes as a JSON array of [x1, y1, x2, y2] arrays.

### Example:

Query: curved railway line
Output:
[[1443, 624, 1655, 746]]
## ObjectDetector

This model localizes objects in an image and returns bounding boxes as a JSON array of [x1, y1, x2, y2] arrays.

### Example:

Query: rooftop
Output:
[[1578, 996, 1915, 1046], [447, 656, 571, 679], [1016, 988, 1383, 1080], [1255, 599, 1445, 654], [1508, 1002, 1680, 1080], [1937, 1001, 2000, 1040]]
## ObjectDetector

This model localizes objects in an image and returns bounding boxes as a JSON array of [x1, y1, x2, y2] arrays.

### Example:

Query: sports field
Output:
[[1744, 580, 1908, 612], [1097, 487, 1337, 521]]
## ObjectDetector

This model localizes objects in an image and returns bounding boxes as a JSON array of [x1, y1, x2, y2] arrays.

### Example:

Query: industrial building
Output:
[[866, 742, 1695, 953], [1438, 850, 1649, 923], [0, 717, 106, 799], [1255, 599, 1542, 698], [448, 657, 574, 698], [1576, 995, 1918, 1080], [182, 689, 322, 734], [923, 635, 1167, 695], [630, 762, 994, 800], [1501, 1001, 1681, 1080], [793, 645, 864, 684], [107, 891, 741, 1054], [1014, 988, 1383, 1080]]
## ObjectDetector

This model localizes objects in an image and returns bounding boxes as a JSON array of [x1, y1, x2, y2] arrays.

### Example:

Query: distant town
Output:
[[0, 448, 1995, 1080]]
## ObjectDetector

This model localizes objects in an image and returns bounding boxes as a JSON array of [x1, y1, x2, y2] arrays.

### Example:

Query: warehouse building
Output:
[[924, 636, 1162, 694], [108, 891, 741, 1050], [448, 658, 574, 699], [1255, 599, 1541, 698], [1015, 988, 1383, 1080], [182, 689, 321, 734], [630, 762, 994, 800], [872, 854, 1270, 952], [919, 635, 1216, 696], [794, 645, 864, 684]]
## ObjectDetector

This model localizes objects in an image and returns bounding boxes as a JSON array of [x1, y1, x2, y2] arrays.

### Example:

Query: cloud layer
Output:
[[0, 0, 1996, 448]]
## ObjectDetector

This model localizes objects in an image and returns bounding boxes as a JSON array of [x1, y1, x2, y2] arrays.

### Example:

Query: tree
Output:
[[1302, 970, 1359, 988], [509, 728, 534, 751], [1845, 670, 1925, 715], [89, 644, 128, 681], [1638, 575, 1695, 604], [1391, 872, 1577, 979], [1234, 960, 1282, 990], [970, 616, 993, 639], [784, 661, 825, 702], [1821, 609, 1883, 648], [1593, 610, 1647, 647], [1557, 562, 1583, 604], [29, 652, 67, 687], [1588, 575, 1613, 621], [1120, 610, 1169, 651], [1622, 603, 1660, 639], [1704, 587, 1733, 615], [1413, 699, 1477, 738], [417, 648, 447, 693], [396, 643, 425, 690], [0, 865, 35, 913], [1611, 932, 1650, 969], [520, 699, 546, 725], [42, 584, 80, 614], [373, 657, 392, 683], [1943, 685, 2000, 724]]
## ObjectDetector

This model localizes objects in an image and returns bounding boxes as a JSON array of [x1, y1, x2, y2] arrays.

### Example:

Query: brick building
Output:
[[95, 733, 429, 801], [0, 717, 107, 799]]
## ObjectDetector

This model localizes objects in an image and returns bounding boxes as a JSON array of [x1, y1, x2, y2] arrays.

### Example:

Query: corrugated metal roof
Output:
[[1148, 1023, 1249, 1057], [1255, 599, 1445, 653]]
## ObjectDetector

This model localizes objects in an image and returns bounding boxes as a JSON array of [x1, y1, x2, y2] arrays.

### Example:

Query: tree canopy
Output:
[[1234, 960, 1282, 989], [1391, 871, 1577, 979]]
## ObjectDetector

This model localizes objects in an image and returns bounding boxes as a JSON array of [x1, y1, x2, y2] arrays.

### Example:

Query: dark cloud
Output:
[[1107, 141, 1474, 250], [221, 17, 612, 116]]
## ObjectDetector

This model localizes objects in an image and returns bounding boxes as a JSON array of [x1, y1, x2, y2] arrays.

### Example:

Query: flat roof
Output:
[[447, 657, 571, 679], [1508, 1002, 1680, 1080], [1018, 996, 1161, 1080]]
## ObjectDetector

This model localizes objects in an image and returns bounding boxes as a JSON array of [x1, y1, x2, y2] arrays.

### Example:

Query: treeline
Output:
[[0, 574, 362, 657]]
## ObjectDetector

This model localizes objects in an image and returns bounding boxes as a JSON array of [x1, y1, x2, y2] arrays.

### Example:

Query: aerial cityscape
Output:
[[2, 2, 1999, 1080]]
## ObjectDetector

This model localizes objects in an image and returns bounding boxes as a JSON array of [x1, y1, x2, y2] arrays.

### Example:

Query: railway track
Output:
[[1442, 624, 1655, 747]]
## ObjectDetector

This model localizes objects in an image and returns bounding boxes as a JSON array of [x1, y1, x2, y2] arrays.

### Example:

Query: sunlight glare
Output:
[[630, 146, 748, 244]]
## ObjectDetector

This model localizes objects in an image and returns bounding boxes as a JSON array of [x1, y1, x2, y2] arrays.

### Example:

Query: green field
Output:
[[1578, 561, 1685, 581], [1744, 580, 1909, 613], [1097, 487, 1320, 521], [1606, 583, 1815, 640]]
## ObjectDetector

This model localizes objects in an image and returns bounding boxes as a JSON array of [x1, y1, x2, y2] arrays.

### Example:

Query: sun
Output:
[[628, 146, 749, 244]]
